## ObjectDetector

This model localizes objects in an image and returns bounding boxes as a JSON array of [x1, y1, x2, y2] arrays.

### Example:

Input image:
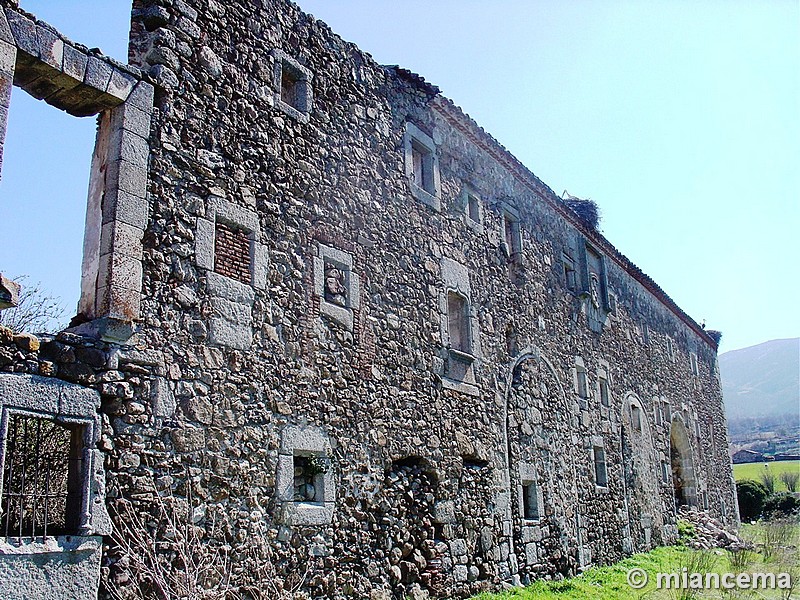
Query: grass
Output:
[[733, 460, 800, 492], [471, 522, 799, 600]]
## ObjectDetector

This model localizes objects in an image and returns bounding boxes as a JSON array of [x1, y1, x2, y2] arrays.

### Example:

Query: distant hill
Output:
[[720, 338, 799, 421]]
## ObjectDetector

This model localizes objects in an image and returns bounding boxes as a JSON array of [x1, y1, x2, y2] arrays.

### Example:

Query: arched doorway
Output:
[[669, 418, 697, 510]]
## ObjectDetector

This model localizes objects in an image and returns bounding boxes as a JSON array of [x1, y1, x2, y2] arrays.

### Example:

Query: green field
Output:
[[733, 460, 800, 492], [472, 522, 800, 600]]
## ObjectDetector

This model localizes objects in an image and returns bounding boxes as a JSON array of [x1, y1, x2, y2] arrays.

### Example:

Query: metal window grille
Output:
[[1, 415, 83, 539]]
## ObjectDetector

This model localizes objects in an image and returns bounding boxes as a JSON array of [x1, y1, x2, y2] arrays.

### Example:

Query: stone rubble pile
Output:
[[678, 507, 752, 552]]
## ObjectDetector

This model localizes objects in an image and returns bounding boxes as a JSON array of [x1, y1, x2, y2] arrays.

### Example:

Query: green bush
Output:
[[677, 518, 696, 544], [736, 479, 769, 521], [762, 492, 800, 519]]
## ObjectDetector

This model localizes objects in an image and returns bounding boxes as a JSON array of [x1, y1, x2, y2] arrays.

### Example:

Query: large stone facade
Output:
[[0, 1, 737, 598]]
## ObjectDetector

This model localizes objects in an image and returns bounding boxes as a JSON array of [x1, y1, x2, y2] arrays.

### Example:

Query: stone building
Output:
[[0, 0, 737, 598]]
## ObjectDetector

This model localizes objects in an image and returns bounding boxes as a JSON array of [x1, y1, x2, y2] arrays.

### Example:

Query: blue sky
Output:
[[1, 0, 798, 353]]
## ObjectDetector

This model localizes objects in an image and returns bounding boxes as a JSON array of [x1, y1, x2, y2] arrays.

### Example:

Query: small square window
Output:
[[281, 66, 300, 108], [599, 377, 610, 407], [447, 291, 471, 355], [522, 481, 540, 520], [272, 49, 313, 122], [411, 142, 433, 193], [593, 446, 608, 488], [293, 455, 325, 504]]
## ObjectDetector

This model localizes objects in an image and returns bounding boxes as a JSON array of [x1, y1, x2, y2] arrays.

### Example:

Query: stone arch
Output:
[[669, 416, 698, 510], [619, 392, 662, 550], [505, 346, 581, 581]]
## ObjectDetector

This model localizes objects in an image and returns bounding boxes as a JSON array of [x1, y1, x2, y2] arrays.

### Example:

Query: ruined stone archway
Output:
[[505, 348, 581, 581], [669, 417, 697, 510], [620, 393, 663, 551], [0, 7, 153, 341]]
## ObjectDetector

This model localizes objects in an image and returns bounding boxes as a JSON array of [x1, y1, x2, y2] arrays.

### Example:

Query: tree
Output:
[[736, 479, 769, 521], [0, 275, 66, 334]]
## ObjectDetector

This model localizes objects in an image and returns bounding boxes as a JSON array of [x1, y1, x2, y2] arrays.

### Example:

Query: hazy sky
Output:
[[1, 0, 798, 353]]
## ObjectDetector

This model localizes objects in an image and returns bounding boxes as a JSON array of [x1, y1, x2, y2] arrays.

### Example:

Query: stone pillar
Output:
[[78, 81, 153, 339], [0, 10, 16, 181]]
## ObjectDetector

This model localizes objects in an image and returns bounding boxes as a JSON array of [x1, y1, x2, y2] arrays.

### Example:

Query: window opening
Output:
[[631, 405, 642, 431], [576, 366, 588, 398], [599, 376, 610, 407], [522, 480, 540, 520], [292, 455, 325, 504], [503, 212, 521, 256], [467, 193, 480, 223], [281, 64, 300, 108], [411, 140, 434, 194], [1, 414, 84, 539], [563, 254, 577, 291], [593, 445, 608, 487], [447, 291, 470, 354]]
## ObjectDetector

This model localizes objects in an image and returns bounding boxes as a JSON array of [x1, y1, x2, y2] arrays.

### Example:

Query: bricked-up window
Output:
[[214, 220, 251, 285], [522, 480, 540, 520], [447, 291, 471, 354], [1, 415, 84, 539], [593, 445, 608, 487]]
